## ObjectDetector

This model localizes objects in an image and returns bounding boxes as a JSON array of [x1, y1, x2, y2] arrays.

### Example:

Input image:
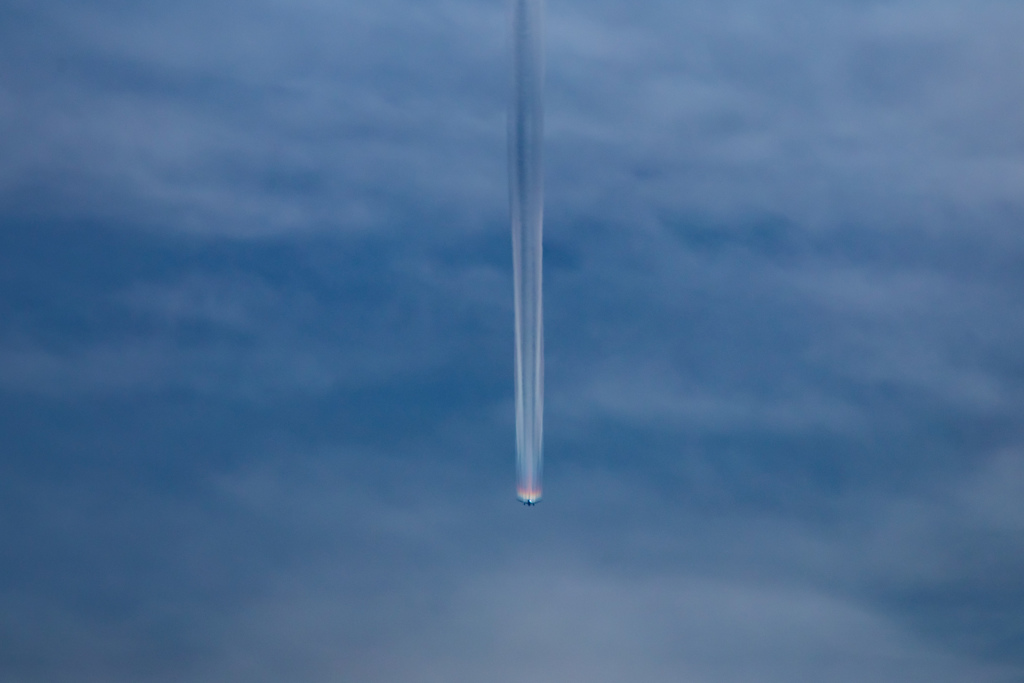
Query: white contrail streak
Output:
[[509, 0, 544, 505]]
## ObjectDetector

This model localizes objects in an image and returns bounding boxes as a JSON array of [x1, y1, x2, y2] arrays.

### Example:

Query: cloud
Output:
[[6, 445, 1020, 683], [0, 221, 511, 399], [6, 1, 1024, 239], [213, 566, 1011, 683], [544, 0, 1024, 233], [2, 0, 1024, 681], [0, 0, 508, 236]]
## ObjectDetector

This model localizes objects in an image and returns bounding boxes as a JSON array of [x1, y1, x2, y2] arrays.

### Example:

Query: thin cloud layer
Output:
[[1, 0, 1023, 681]]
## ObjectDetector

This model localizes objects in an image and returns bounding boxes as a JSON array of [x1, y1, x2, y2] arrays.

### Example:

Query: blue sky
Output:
[[2, 0, 1024, 681]]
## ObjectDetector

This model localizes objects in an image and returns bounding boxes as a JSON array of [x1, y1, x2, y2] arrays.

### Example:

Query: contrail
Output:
[[509, 0, 544, 505]]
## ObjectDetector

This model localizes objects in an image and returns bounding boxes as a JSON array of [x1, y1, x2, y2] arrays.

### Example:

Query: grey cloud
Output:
[[0, 221, 511, 398], [215, 567, 1008, 683], [5, 440, 1020, 682], [0, 0, 507, 236], [7, 1, 1024, 238], [543, 0, 1024, 234], [3, 0, 1024, 681]]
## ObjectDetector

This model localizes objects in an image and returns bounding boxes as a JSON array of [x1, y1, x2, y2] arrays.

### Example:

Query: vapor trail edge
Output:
[[509, 0, 544, 505]]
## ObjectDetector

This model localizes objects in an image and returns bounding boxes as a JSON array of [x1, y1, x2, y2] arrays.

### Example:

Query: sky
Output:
[[1, 0, 1024, 681]]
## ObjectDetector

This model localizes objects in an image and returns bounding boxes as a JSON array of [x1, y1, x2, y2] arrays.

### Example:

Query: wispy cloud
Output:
[[1, 0, 1023, 680]]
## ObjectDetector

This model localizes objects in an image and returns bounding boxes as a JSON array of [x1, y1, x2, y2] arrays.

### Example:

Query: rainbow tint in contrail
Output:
[[509, 0, 544, 505]]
